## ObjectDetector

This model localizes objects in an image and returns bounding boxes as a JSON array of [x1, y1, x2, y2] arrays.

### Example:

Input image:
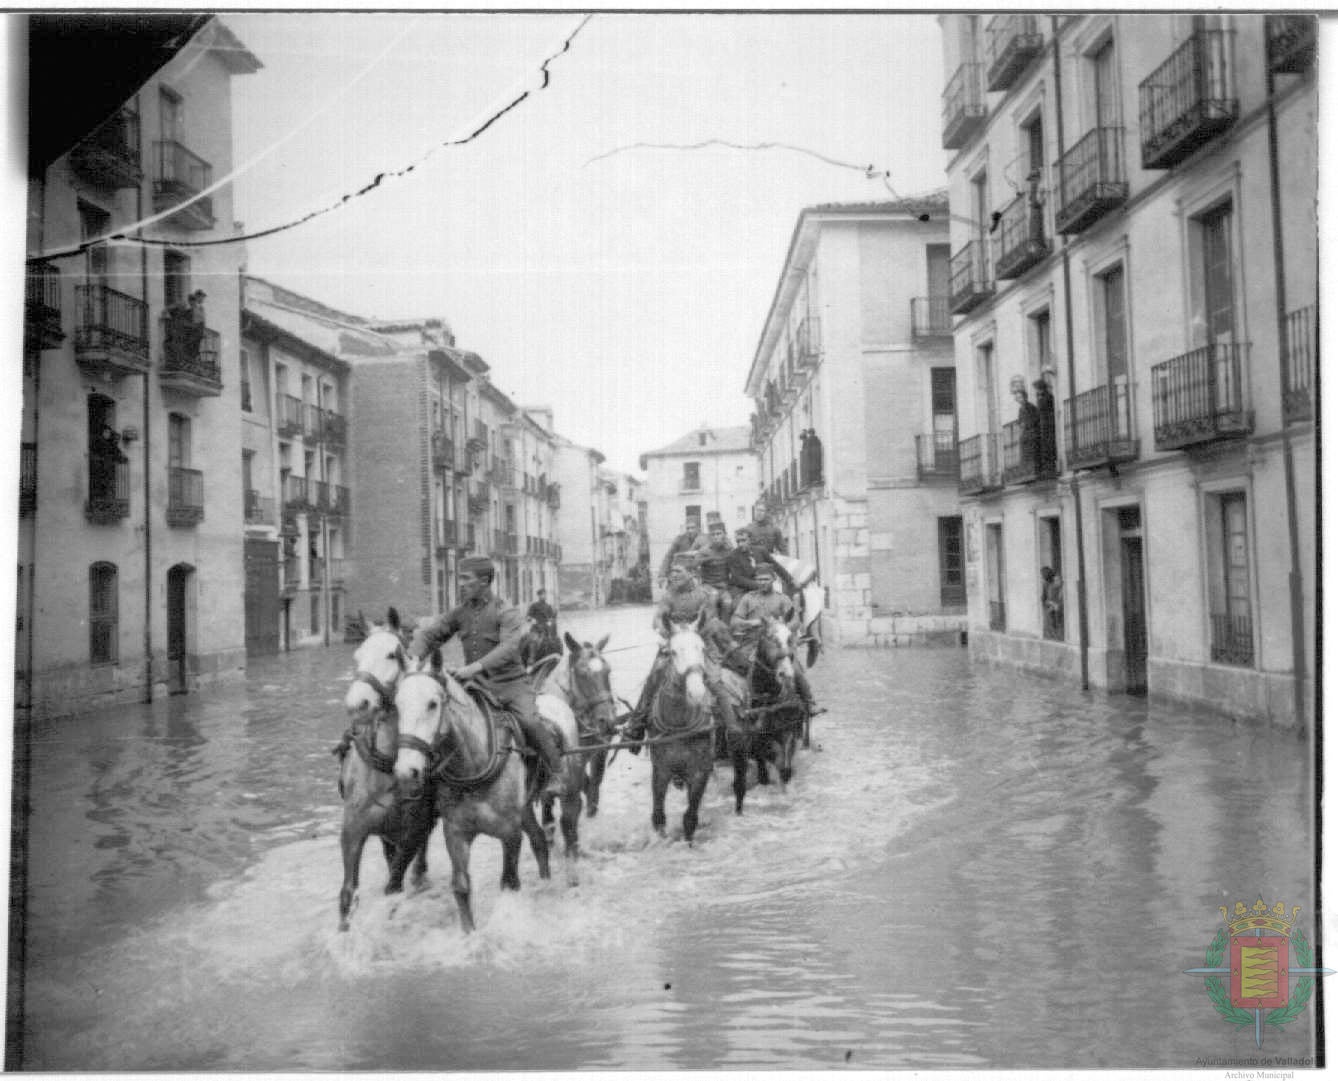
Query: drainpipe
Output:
[[137, 91, 154, 704], [1051, 17, 1091, 691], [1264, 51, 1309, 731]]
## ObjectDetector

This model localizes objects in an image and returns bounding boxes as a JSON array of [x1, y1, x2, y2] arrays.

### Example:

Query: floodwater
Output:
[[13, 606, 1319, 1070]]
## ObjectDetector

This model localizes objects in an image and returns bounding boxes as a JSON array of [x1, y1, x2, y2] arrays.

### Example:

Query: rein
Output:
[[352, 670, 399, 712]]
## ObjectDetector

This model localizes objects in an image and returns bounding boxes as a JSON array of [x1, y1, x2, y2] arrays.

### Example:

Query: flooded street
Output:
[[14, 605, 1318, 1070]]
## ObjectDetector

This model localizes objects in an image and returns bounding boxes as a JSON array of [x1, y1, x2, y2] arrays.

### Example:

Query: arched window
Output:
[[89, 562, 118, 664]]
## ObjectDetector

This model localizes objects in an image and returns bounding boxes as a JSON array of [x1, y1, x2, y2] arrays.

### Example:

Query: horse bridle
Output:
[[393, 671, 513, 788], [351, 639, 407, 713]]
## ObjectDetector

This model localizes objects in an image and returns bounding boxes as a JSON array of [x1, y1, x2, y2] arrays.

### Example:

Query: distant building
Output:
[[550, 436, 607, 608], [939, 13, 1315, 724], [640, 426, 758, 583], [21, 18, 261, 717], [745, 196, 964, 644]]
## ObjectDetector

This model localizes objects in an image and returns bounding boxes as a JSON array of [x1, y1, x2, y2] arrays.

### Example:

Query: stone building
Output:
[[939, 13, 1315, 723], [550, 435, 608, 608], [745, 197, 966, 645], [21, 18, 260, 717]]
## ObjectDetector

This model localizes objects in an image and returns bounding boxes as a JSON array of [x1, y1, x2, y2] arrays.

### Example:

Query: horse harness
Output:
[[395, 671, 526, 790], [650, 660, 714, 737]]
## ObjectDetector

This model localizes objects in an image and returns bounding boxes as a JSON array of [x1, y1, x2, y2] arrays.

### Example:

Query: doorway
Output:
[[166, 563, 194, 694], [1117, 508, 1147, 695]]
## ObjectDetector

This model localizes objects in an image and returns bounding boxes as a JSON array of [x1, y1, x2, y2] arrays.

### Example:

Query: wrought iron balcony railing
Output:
[[911, 296, 953, 339], [958, 432, 1001, 496], [942, 62, 987, 150], [1055, 126, 1129, 235], [1000, 418, 1059, 485], [949, 240, 994, 314], [153, 140, 214, 229], [282, 474, 309, 510], [70, 107, 142, 189], [1151, 341, 1253, 450], [1210, 611, 1253, 667], [244, 489, 275, 525], [1282, 304, 1316, 424], [159, 314, 222, 395], [1267, 14, 1317, 74], [1064, 382, 1139, 469], [1138, 29, 1237, 170], [276, 394, 304, 437], [985, 14, 1044, 92], [167, 466, 204, 526], [993, 189, 1050, 280], [25, 259, 63, 349], [86, 456, 130, 522], [20, 442, 36, 517], [75, 282, 150, 375], [916, 432, 959, 482]]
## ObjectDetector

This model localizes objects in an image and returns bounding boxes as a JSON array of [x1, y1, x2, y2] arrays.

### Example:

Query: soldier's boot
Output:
[[622, 660, 665, 754], [526, 718, 568, 799]]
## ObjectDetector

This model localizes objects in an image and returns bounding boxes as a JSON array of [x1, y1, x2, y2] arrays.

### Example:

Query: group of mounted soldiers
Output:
[[397, 507, 818, 798]]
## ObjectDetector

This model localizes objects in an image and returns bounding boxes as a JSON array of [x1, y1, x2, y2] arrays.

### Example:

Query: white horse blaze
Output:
[[391, 673, 442, 780]]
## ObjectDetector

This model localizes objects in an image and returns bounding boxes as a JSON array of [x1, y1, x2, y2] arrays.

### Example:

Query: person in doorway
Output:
[[1011, 375, 1040, 475], [1041, 565, 1064, 639], [1034, 376, 1057, 475], [409, 556, 566, 798]]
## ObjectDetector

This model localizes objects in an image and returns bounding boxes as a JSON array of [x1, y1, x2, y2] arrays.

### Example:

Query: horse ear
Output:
[[387, 606, 401, 632], [564, 631, 581, 655], [596, 633, 610, 653]]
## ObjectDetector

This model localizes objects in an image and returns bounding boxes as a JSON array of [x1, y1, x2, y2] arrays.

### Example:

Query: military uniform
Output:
[[731, 584, 815, 713]]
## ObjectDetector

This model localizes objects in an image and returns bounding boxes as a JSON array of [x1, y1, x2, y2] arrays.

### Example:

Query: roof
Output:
[[807, 191, 949, 218], [642, 425, 753, 458]]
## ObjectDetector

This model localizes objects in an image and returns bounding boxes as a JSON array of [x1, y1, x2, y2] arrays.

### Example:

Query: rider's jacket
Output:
[[743, 520, 787, 559], [726, 547, 760, 592], [410, 592, 527, 684], [656, 580, 715, 624], [526, 599, 556, 627], [697, 539, 733, 589], [731, 589, 796, 648]]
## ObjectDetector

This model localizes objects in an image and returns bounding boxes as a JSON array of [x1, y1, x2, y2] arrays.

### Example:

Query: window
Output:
[[931, 368, 957, 462], [985, 522, 1005, 630], [927, 244, 951, 299], [1195, 202, 1236, 348], [240, 349, 253, 412], [971, 168, 991, 245], [163, 250, 190, 309], [310, 591, 321, 636], [1207, 490, 1253, 666], [89, 562, 118, 663], [938, 517, 965, 606], [684, 504, 701, 527], [976, 340, 998, 434], [168, 413, 191, 469], [79, 201, 110, 278], [1028, 308, 1053, 381], [682, 461, 701, 491], [1039, 515, 1064, 640], [1091, 36, 1119, 127], [1095, 265, 1128, 383]]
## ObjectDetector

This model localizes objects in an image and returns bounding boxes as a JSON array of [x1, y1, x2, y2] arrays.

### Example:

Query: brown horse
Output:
[[647, 612, 717, 843], [545, 631, 622, 817], [392, 651, 579, 933], [725, 617, 804, 815], [336, 609, 436, 931]]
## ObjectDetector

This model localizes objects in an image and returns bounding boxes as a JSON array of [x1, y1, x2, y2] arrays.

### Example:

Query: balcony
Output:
[[20, 443, 36, 517], [796, 315, 822, 368], [1282, 304, 1316, 424], [1210, 611, 1253, 667], [1138, 30, 1237, 170], [322, 410, 347, 446], [1065, 382, 1139, 470], [244, 489, 275, 526], [69, 107, 142, 189], [1267, 15, 1316, 75], [1000, 419, 1059, 485], [985, 14, 1044, 92], [992, 191, 1050, 280], [942, 62, 987, 150], [25, 260, 63, 350], [958, 433, 1001, 496], [159, 313, 222, 396], [86, 456, 130, 523], [75, 283, 150, 378], [916, 432, 959, 482], [167, 466, 204, 527], [948, 240, 994, 315], [1152, 342, 1253, 450], [467, 421, 488, 452], [153, 140, 215, 230], [282, 474, 310, 512], [432, 430, 454, 472], [988, 600, 1006, 631], [276, 394, 304, 437], [1055, 127, 1128, 235], [911, 296, 952, 339]]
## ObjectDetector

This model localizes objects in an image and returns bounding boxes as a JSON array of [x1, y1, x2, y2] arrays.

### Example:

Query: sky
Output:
[[222, 12, 949, 476]]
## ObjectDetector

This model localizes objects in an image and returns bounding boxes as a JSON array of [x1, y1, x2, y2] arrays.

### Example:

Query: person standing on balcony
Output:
[[1034, 375, 1056, 475], [1011, 375, 1040, 475]]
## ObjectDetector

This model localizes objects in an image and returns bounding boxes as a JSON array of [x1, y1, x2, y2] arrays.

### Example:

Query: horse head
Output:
[[391, 649, 451, 799], [345, 607, 407, 717], [563, 631, 617, 734], [664, 614, 709, 709], [758, 618, 797, 693]]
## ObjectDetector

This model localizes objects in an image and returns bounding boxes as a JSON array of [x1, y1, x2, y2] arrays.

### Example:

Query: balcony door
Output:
[[927, 244, 950, 299], [1092, 37, 1120, 128], [79, 201, 109, 279], [166, 562, 194, 694], [1199, 203, 1238, 415], [1097, 266, 1130, 439]]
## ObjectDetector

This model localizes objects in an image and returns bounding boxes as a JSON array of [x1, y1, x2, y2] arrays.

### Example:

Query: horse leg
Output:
[[521, 799, 551, 880], [541, 794, 557, 847], [501, 831, 523, 891], [443, 823, 476, 933], [650, 754, 669, 836], [779, 725, 797, 786], [728, 730, 750, 815], [683, 746, 712, 844], [558, 789, 581, 859], [584, 748, 606, 817], [384, 796, 434, 894], [339, 817, 370, 931]]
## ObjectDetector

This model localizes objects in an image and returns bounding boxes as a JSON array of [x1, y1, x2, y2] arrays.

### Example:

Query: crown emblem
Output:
[[1219, 898, 1300, 937]]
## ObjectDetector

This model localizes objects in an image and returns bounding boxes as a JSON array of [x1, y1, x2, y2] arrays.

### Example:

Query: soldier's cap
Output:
[[459, 555, 494, 576]]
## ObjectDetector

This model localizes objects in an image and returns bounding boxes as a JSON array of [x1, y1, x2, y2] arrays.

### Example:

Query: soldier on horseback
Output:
[[621, 552, 742, 753], [730, 562, 816, 717], [408, 555, 567, 799]]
